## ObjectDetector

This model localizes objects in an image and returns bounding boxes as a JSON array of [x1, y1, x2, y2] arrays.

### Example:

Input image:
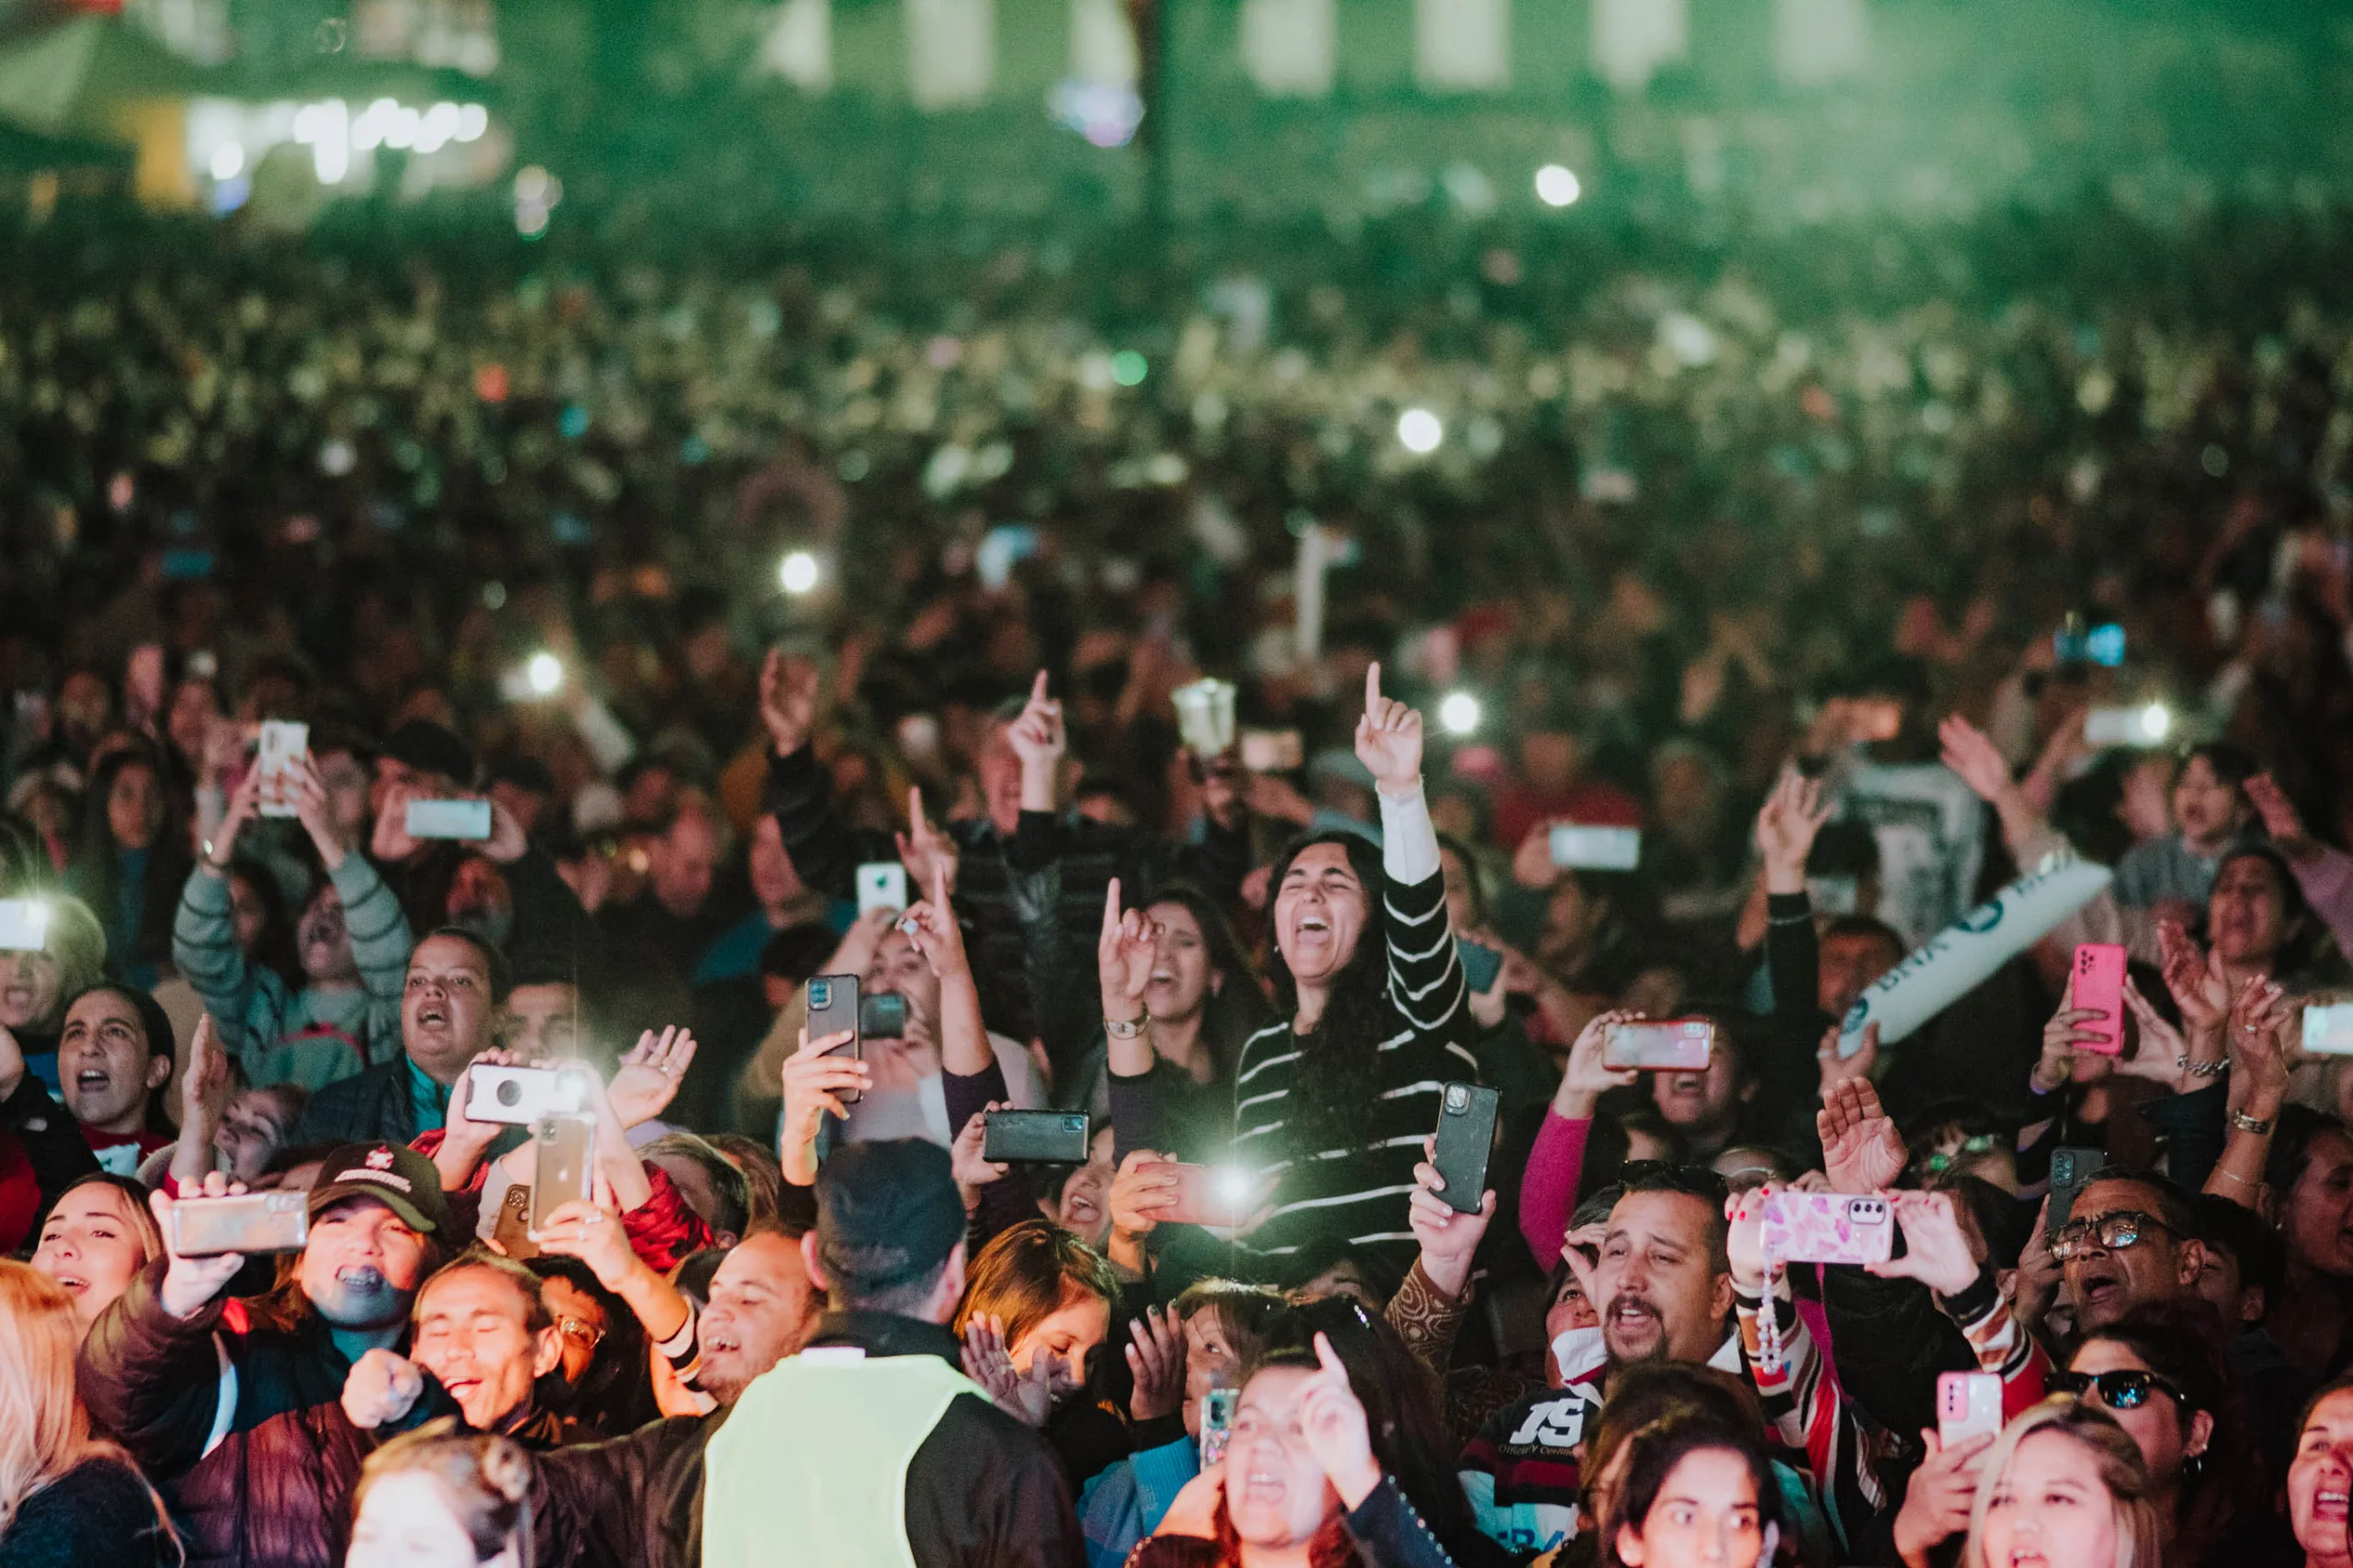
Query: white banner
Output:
[[1069, 0, 1138, 86], [1415, 0, 1509, 90], [1241, 0, 1336, 97], [1590, 0, 1686, 93], [760, 0, 833, 90], [1774, 0, 1866, 86], [907, 0, 994, 109]]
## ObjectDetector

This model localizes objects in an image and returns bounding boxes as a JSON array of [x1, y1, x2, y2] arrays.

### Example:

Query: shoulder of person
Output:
[[4, 1455, 167, 1555]]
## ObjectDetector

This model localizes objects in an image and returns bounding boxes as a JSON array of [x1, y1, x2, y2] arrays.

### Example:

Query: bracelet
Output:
[[1105, 1017, 1146, 1040], [2232, 1109, 2274, 1136], [2213, 1168, 2254, 1187], [2177, 1056, 2229, 1080]]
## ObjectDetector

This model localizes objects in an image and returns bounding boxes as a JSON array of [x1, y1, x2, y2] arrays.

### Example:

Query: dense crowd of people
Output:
[[0, 197, 2350, 1567]]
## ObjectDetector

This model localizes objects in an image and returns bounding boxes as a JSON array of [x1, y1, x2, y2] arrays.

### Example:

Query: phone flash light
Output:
[[1216, 1167, 1253, 1202], [779, 551, 820, 596], [1438, 692, 1481, 735], [525, 653, 563, 696], [18, 903, 48, 939], [2138, 703, 2170, 742]]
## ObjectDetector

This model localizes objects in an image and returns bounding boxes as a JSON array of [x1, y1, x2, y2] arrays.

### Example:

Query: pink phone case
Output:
[[1938, 1372, 2004, 1446], [1757, 1192, 1894, 1267], [2072, 943, 2127, 1055], [1601, 1019, 1714, 1073]]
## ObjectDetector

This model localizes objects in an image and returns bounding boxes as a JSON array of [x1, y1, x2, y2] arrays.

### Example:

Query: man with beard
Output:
[[300, 930, 504, 1145], [79, 1142, 451, 1568], [1462, 1165, 1738, 1558]]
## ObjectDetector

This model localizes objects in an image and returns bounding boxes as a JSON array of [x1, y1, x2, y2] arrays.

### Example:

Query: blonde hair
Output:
[[1961, 1396, 2165, 1568], [356, 1421, 534, 1563], [0, 1263, 105, 1531]]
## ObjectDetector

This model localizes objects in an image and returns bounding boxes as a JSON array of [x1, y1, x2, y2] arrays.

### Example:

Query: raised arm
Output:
[[760, 650, 892, 898], [171, 767, 270, 1056], [1358, 664, 1464, 1036]]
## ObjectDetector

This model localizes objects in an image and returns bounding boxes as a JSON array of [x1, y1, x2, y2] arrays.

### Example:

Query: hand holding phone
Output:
[[528, 1114, 597, 1241], [856, 862, 910, 915], [1757, 1191, 1894, 1267], [1429, 1084, 1499, 1215], [1938, 1372, 2004, 1446], [256, 721, 308, 818], [1550, 824, 1642, 871], [405, 799, 492, 841], [1602, 1018, 1714, 1072], [0, 898, 49, 953], [2070, 944, 2126, 1055], [2305, 1003, 2353, 1057], [806, 975, 863, 1105]]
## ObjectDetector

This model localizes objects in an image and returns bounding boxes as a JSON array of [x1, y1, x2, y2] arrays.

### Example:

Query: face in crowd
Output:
[[301, 1197, 432, 1333], [408, 1264, 563, 1433], [1590, 1189, 1734, 1374], [403, 934, 497, 1082], [1273, 843, 1370, 993], [2056, 1178, 2204, 1333], [30, 1179, 159, 1329], [58, 989, 171, 1134], [694, 1232, 822, 1404]]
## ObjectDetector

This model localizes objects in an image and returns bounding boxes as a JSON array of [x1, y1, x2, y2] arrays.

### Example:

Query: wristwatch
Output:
[[1105, 1017, 1146, 1040], [2232, 1109, 2274, 1136]]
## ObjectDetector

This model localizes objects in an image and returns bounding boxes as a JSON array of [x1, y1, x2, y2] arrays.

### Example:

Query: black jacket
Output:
[[0, 1456, 178, 1568], [296, 1055, 420, 1146], [529, 1309, 1086, 1568], [0, 1072, 100, 1240]]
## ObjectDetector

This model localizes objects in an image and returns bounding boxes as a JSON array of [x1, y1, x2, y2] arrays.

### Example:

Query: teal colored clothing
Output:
[[172, 855, 413, 1092], [406, 1055, 450, 1134], [689, 902, 856, 987], [1078, 1434, 1199, 1568]]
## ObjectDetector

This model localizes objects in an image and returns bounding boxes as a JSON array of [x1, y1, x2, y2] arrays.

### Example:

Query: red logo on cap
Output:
[[365, 1148, 395, 1170]]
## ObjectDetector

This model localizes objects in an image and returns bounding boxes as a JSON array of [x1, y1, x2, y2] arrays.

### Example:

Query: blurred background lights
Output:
[[1110, 350, 1148, 386], [1438, 692, 1482, 734], [525, 653, 563, 695], [1397, 407, 1443, 454], [2139, 702, 2171, 742], [209, 142, 243, 181], [779, 551, 820, 594], [1535, 164, 1583, 206]]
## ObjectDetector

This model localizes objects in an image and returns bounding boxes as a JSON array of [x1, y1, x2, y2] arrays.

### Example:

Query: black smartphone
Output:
[[2048, 1146, 2107, 1240], [982, 1110, 1092, 1164], [1431, 1082, 1500, 1214], [807, 974, 862, 1106], [1457, 938, 1505, 994]]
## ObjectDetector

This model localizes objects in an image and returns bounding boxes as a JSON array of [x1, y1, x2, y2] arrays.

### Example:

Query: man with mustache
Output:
[[1464, 1165, 1739, 1557], [79, 1142, 452, 1568]]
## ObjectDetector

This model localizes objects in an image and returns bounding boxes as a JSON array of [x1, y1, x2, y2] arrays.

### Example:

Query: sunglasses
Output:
[[2052, 1210, 2173, 1262], [2048, 1369, 2188, 1412]]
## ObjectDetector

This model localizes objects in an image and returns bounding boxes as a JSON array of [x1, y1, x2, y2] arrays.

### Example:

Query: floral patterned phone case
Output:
[[1757, 1192, 1894, 1267]]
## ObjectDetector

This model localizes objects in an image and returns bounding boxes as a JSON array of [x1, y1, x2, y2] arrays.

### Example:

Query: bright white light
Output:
[[526, 653, 563, 696], [209, 142, 244, 181], [417, 102, 461, 153], [2139, 703, 2171, 742], [1535, 164, 1583, 207], [300, 99, 349, 183], [1216, 1167, 1253, 1202], [1397, 407, 1443, 454], [779, 551, 820, 595], [455, 104, 489, 142], [1439, 692, 1483, 735], [384, 106, 421, 150]]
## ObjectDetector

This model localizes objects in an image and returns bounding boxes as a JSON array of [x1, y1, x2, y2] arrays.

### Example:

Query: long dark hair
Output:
[[1139, 880, 1273, 1084], [228, 858, 301, 991], [1600, 1415, 1784, 1568], [1263, 833, 1394, 1146], [68, 744, 189, 981], [2074, 1299, 2267, 1563], [1249, 1297, 1481, 1557]]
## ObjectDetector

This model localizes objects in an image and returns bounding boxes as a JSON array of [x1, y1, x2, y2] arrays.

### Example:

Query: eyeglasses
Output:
[[2048, 1369, 2189, 1413], [2052, 1210, 2174, 1262], [555, 1315, 606, 1349]]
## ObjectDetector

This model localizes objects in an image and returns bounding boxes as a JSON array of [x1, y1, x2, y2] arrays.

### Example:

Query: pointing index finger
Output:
[[1365, 660, 1383, 716], [1031, 669, 1051, 707]]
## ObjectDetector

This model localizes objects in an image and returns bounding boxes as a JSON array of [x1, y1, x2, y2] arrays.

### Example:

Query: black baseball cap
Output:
[[813, 1140, 965, 1297], [309, 1142, 452, 1235]]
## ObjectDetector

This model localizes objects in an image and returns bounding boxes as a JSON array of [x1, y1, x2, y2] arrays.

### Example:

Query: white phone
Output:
[[1550, 824, 1642, 871], [856, 862, 910, 915], [2306, 1004, 2353, 1057], [1938, 1372, 2003, 1446], [405, 799, 492, 841], [256, 721, 308, 819]]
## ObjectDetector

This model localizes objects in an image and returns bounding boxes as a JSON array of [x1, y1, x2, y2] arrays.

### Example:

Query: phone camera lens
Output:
[[1445, 1086, 1466, 1111], [495, 1079, 521, 1107]]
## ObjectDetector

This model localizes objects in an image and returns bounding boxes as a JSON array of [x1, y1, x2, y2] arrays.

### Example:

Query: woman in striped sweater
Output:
[[1220, 665, 1477, 1284]]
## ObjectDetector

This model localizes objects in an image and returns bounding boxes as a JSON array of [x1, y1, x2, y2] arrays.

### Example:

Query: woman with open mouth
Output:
[[1961, 1397, 2164, 1568], [2291, 1380, 2353, 1568], [28, 1171, 162, 1334]]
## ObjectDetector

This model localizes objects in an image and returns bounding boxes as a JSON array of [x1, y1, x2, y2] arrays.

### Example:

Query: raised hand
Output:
[[1555, 1008, 1640, 1119], [758, 650, 821, 757], [530, 1196, 638, 1290], [963, 1314, 1056, 1427], [781, 1028, 871, 1150], [950, 1105, 1010, 1208], [608, 1026, 697, 1129], [206, 765, 265, 869], [150, 1172, 257, 1319], [1097, 879, 1157, 1026], [1407, 1137, 1495, 1300], [2227, 976, 2295, 1115], [1892, 1429, 1995, 1568], [1817, 1019, 1880, 1099], [1936, 714, 2013, 806], [341, 1347, 428, 1431], [2157, 920, 2231, 1038], [1108, 1151, 1177, 1250], [1868, 1190, 1984, 1297], [480, 795, 529, 865], [2116, 979, 2204, 1092], [178, 1014, 233, 1131], [895, 786, 960, 898], [2032, 975, 2113, 1093], [2245, 773, 2315, 859], [1756, 767, 1833, 892], [287, 753, 347, 869], [1006, 671, 1066, 770], [1817, 1077, 1905, 1194], [1297, 1334, 1382, 1509], [900, 860, 972, 982], [369, 779, 422, 864], [1125, 1305, 1186, 1423], [1353, 662, 1423, 796]]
